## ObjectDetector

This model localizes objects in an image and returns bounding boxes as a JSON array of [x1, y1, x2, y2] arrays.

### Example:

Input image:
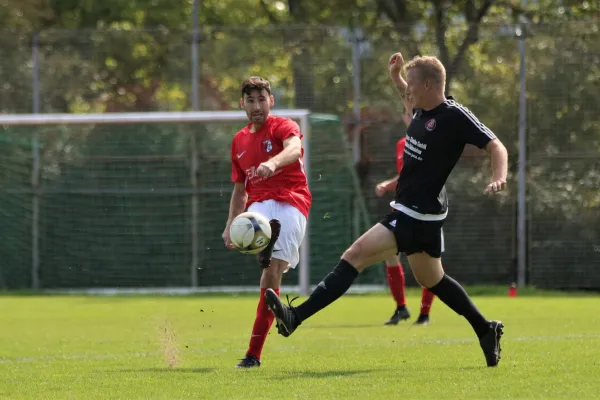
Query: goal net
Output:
[[0, 110, 373, 295]]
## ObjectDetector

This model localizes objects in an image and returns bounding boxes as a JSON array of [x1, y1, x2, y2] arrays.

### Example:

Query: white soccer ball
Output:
[[229, 212, 272, 255]]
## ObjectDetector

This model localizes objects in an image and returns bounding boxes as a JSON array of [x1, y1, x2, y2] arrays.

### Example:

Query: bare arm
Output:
[[388, 52, 412, 117], [484, 139, 508, 194], [375, 174, 399, 197], [226, 182, 248, 225], [269, 136, 302, 169], [256, 135, 302, 177], [391, 74, 412, 117], [400, 109, 412, 127], [222, 182, 248, 248], [383, 175, 400, 192]]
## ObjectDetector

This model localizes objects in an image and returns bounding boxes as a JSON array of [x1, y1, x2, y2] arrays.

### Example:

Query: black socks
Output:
[[291, 264, 489, 339], [429, 274, 490, 338], [294, 259, 359, 322]]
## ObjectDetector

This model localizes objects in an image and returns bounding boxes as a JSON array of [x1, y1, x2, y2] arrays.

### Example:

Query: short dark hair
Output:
[[241, 76, 272, 96]]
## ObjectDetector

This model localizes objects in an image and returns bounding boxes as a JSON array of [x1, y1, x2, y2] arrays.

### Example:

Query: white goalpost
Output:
[[0, 110, 313, 295]]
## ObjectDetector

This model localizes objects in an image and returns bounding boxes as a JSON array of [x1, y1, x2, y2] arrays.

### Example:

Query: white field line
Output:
[[1, 334, 599, 364]]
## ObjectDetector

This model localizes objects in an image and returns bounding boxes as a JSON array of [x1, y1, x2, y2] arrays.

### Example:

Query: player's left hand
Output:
[[256, 160, 277, 178], [485, 179, 507, 194], [388, 52, 405, 78]]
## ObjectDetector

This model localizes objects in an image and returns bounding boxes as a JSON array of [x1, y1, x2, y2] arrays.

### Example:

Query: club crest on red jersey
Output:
[[425, 119, 436, 131], [262, 139, 273, 153]]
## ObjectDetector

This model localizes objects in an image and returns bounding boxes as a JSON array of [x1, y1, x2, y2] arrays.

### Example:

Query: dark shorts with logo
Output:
[[379, 210, 445, 258]]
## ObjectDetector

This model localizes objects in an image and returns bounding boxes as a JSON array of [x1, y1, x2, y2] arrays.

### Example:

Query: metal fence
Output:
[[1, 22, 599, 290]]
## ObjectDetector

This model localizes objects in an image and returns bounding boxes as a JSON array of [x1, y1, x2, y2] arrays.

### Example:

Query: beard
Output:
[[249, 112, 267, 124]]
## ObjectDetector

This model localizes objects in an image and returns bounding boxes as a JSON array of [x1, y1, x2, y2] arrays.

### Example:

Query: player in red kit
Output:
[[222, 76, 311, 368], [375, 112, 436, 326]]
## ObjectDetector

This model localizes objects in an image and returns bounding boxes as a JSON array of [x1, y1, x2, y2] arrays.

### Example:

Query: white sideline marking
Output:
[[2, 334, 599, 364], [42, 284, 387, 296]]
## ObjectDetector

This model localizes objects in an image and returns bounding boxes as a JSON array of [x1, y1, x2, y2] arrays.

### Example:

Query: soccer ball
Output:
[[229, 212, 272, 255]]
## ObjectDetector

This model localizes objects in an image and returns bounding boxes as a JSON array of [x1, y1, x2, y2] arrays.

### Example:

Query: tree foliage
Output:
[[1, 0, 599, 288]]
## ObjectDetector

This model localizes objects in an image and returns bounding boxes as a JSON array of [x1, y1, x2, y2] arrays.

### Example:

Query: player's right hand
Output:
[[388, 52, 405, 77], [484, 180, 507, 195], [375, 182, 388, 197], [222, 225, 236, 249]]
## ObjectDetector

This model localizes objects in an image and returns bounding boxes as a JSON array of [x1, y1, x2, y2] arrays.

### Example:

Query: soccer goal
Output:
[[0, 110, 372, 295]]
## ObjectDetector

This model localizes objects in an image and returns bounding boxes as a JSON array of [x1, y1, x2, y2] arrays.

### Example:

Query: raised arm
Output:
[[388, 52, 413, 117]]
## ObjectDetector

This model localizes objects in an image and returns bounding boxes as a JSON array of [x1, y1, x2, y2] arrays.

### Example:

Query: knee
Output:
[[413, 276, 428, 288], [384, 255, 400, 266], [342, 242, 364, 264], [411, 268, 443, 289], [260, 260, 286, 288], [266, 259, 288, 276]]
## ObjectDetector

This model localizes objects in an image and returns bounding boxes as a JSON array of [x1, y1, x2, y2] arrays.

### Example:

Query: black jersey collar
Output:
[[414, 96, 454, 117]]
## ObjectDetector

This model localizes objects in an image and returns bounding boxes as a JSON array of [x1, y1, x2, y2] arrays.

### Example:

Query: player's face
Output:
[[405, 68, 429, 109], [241, 89, 274, 125]]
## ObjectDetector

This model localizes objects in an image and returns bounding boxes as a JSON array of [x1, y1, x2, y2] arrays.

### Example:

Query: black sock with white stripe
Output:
[[428, 274, 490, 338], [294, 259, 359, 323]]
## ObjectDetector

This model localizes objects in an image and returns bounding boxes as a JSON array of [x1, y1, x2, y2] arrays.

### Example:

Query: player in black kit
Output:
[[265, 52, 509, 367]]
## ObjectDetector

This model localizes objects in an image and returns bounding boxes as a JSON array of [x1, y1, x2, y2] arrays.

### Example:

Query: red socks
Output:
[[246, 288, 279, 360], [387, 263, 436, 316], [420, 287, 435, 315], [386, 265, 406, 307]]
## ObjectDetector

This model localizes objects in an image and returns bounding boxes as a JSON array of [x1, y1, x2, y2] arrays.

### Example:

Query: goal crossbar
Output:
[[1, 110, 312, 296], [0, 110, 310, 125]]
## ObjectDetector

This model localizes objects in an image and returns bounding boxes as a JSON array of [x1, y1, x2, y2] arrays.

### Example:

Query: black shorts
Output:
[[379, 210, 445, 258]]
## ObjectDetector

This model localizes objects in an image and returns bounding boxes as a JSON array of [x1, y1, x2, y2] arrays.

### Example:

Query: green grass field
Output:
[[1, 289, 599, 399]]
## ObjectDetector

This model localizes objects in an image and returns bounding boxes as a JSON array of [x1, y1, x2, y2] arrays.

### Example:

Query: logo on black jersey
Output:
[[425, 119, 436, 131], [262, 139, 273, 152]]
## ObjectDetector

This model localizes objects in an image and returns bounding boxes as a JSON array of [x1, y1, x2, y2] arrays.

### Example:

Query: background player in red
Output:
[[222, 76, 311, 368], [375, 109, 436, 326]]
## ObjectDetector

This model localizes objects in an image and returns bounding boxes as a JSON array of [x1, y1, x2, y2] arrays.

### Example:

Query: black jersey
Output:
[[393, 98, 496, 220]]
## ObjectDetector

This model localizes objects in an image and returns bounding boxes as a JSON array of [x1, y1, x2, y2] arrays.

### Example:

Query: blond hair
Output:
[[404, 56, 446, 90]]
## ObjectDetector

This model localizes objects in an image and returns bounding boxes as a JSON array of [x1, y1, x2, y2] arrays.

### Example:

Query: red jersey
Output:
[[230, 115, 312, 218], [396, 137, 406, 174]]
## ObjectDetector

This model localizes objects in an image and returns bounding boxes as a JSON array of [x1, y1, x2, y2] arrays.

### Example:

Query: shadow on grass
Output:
[[116, 367, 214, 374], [308, 324, 377, 329], [276, 368, 387, 379], [417, 364, 496, 372]]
